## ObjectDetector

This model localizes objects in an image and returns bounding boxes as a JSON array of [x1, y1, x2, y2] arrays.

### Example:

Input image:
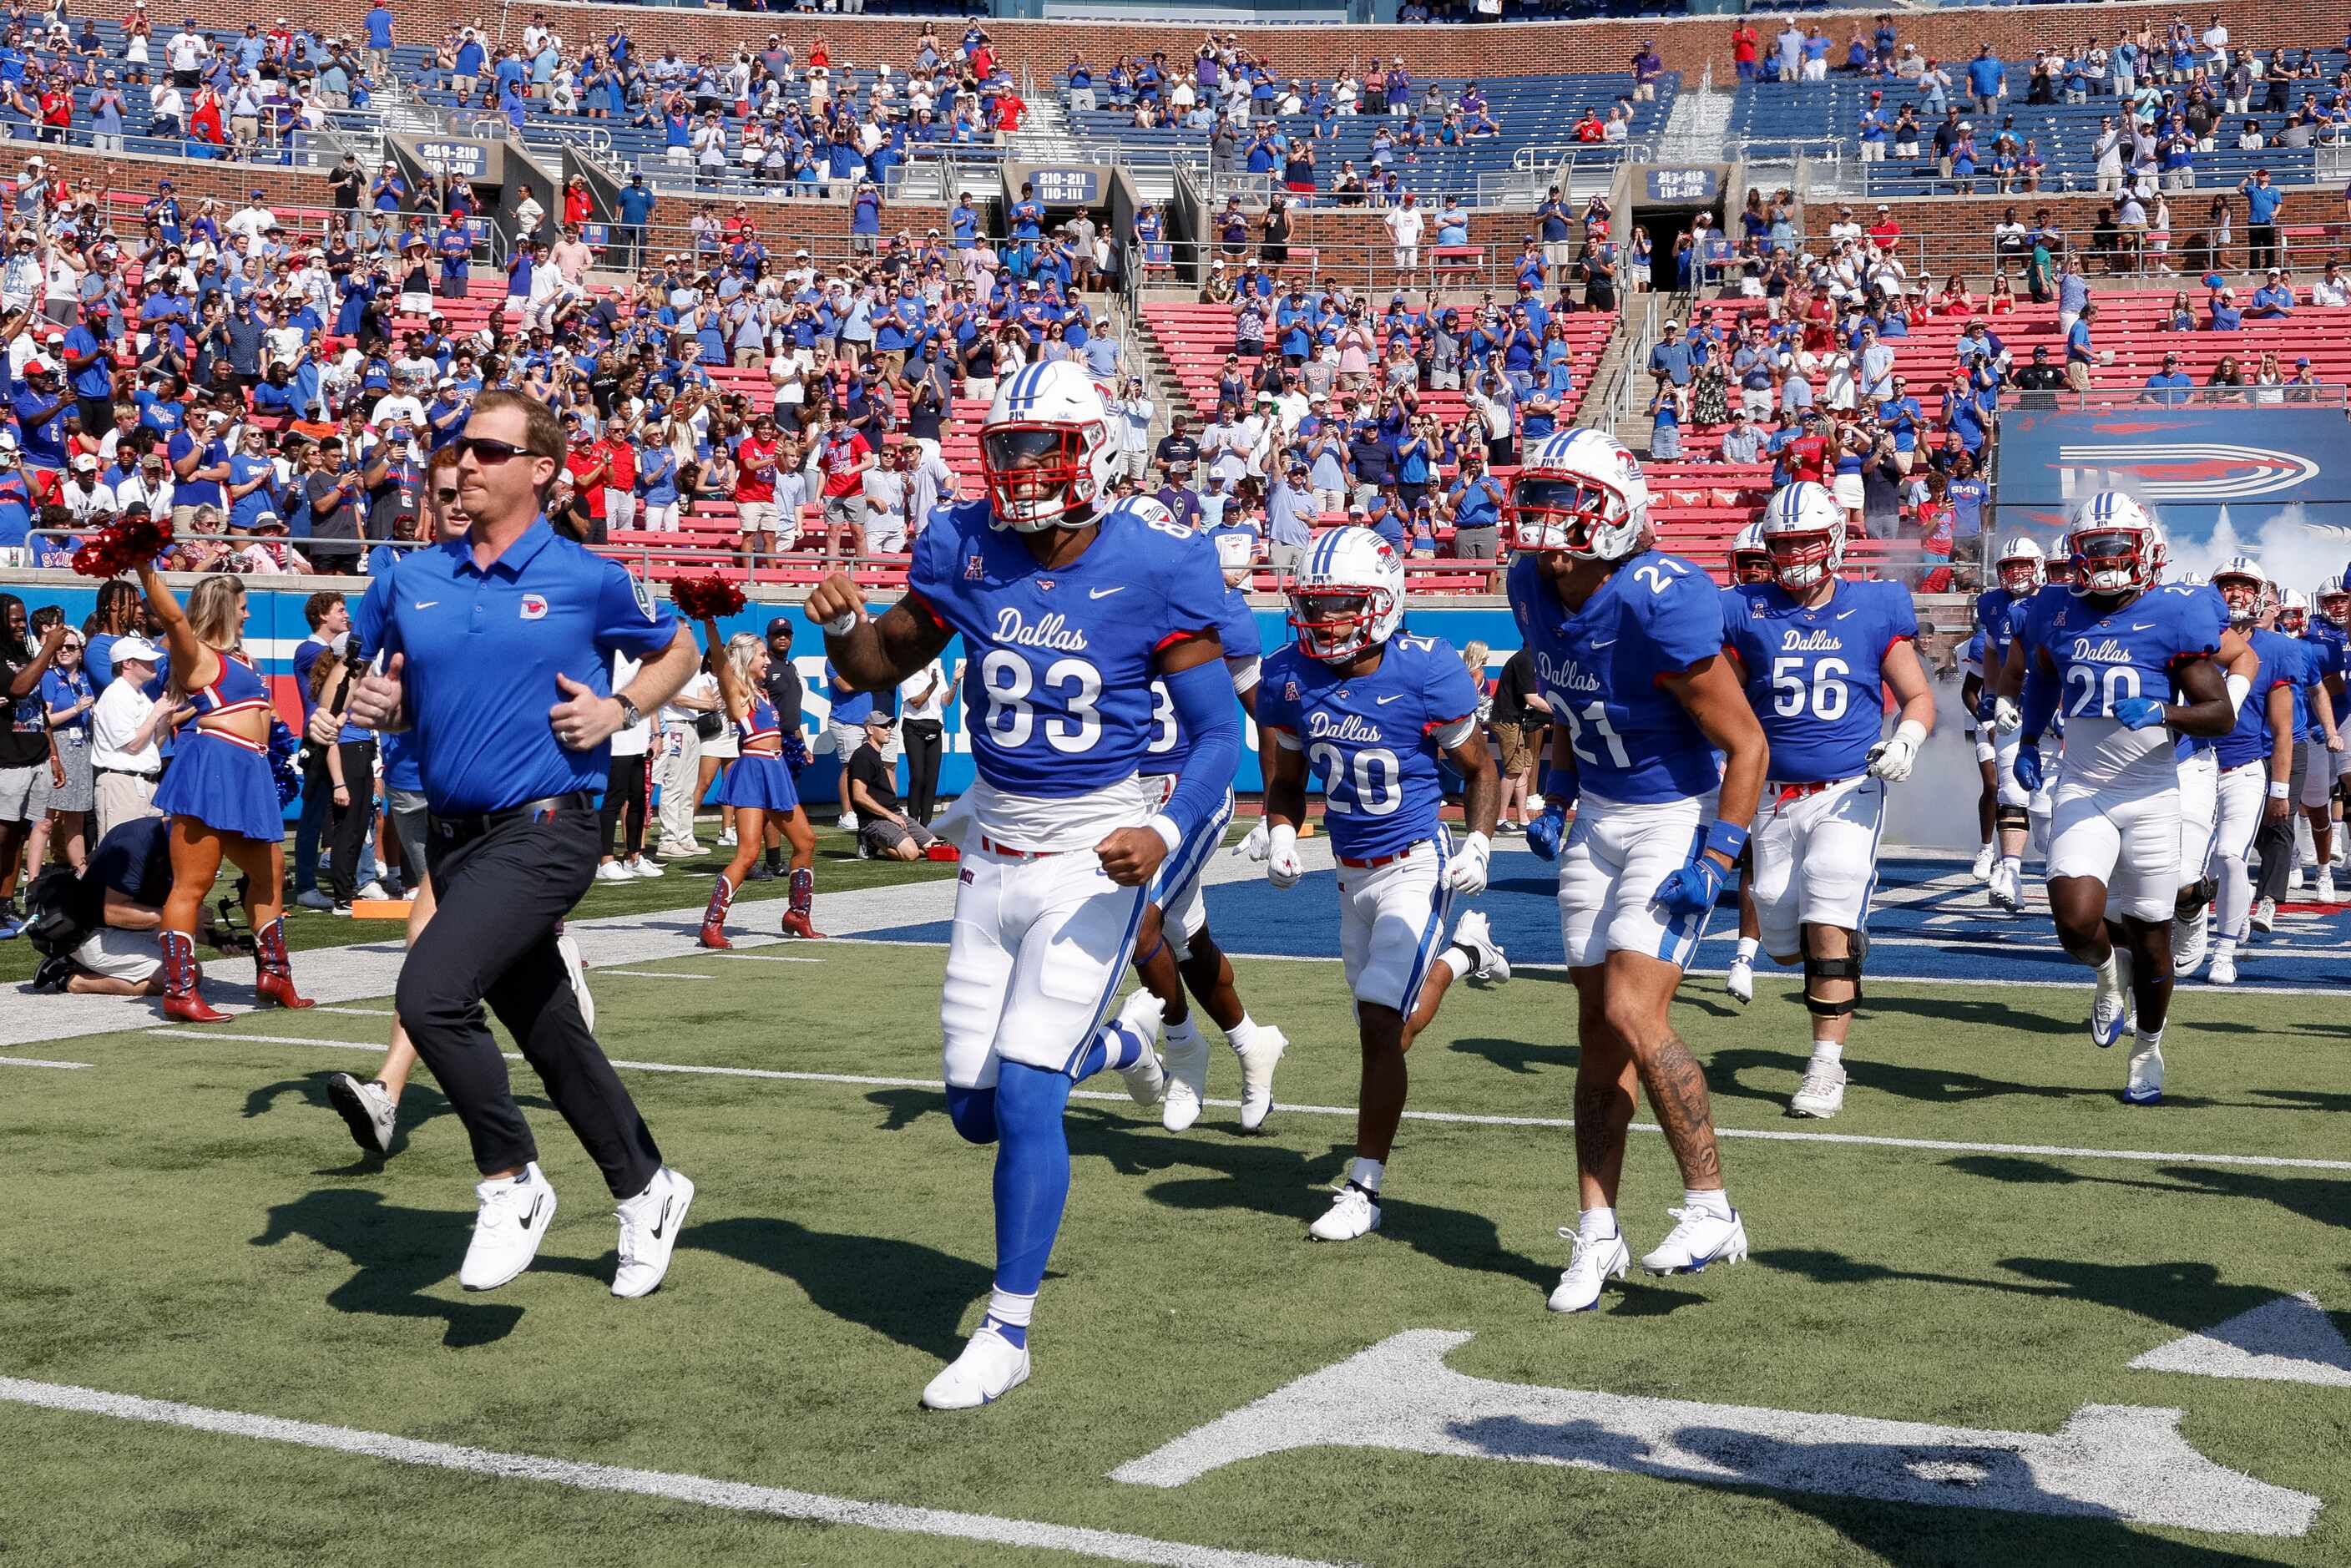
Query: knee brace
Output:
[[2175, 877, 2213, 920], [1996, 803, 2030, 835], [1802, 928, 1864, 1017]]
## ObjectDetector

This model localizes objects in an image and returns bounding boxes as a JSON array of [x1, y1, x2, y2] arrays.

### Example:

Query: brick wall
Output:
[[390, 0, 2347, 86]]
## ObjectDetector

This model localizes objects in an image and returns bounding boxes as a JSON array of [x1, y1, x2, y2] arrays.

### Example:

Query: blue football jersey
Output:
[[1258, 632, 1481, 861], [1721, 578, 1918, 782], [2033, 583, 2224, 789], [1508, 549, 1725, 805], [1975, 585, 2020, 667], [2300, 626, 2346, 741], [2217, 628, 2297, 769], [907, 498, 1228, 795], [1143, 586, 1261, 774]]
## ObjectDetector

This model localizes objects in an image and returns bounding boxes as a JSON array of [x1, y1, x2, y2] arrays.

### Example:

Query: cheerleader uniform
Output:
[[148, 650, 282, 842], [717, 698, 799, 812]]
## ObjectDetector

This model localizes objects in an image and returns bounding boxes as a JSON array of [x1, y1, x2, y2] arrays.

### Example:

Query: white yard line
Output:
[[0, 1055, 93, 1070], [139, 1030, 2351, 1174], [710, 953, 825, 964], [599, 970, 715, 981], [0, 1376, 1351, 1568]]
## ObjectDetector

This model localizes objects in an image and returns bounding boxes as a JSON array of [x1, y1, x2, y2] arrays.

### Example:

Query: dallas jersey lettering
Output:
[[1506, 549, 1724, 804], [1721, 578, 1917, 781], [1257, 633, 1481, 862], [2030, 583, 2223, 792], [906, 498, 1227, 799], [2216, 629, 2296, 770], [1144, 585, 1262, 774]]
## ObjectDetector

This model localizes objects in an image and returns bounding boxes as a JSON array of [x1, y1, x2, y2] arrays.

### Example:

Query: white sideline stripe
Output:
[[0, 1376, 1351, 1568], [142, 1032, 2351, 1173], [315, 1006, 397, 1018], [599, 970, 715, 980], [711, 953, 825, 964], [0, 1055, 93, 1070]]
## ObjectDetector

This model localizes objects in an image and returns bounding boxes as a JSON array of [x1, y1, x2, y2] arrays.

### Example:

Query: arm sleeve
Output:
[[1151, 655, 1241, 847], [2020, 651, 2059, 739]]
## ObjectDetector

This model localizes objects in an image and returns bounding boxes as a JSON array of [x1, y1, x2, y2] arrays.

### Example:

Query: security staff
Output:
[[349, 389, 701, 1302]]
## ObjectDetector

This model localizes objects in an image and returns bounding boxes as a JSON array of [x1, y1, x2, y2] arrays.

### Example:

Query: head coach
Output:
[[347, 389, 701, 1301]]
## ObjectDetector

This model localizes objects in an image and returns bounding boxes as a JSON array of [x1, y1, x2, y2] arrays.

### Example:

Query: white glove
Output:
[[1444, 830, 1491, 897], [1266, 823, 1303, 890], [1991, 696, 2022, 734], [1241, 818, 1271, 861], [1865, 721, 1929, 783]]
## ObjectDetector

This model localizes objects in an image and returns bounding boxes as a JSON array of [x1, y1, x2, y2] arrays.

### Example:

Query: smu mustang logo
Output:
[[2055, 443, 2319, 502]]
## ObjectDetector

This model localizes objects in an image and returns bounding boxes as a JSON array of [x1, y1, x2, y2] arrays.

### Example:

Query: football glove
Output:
[[1865, 720, 1928, 782], [2113, 695, 2167, 731], [1991, 696, 2022, 733], [1445, 831, 1491, 897], [1524, 802, 1567, 862], [1241, 818, 1271, 861], [2012, 742, 2044, 795], [1651, 852, 1727, 919], [1266, 823, 1303, 890]]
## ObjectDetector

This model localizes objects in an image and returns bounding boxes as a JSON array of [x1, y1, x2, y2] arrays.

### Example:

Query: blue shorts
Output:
[[155, 728, 283, 842], [719, 753, 799, 813]]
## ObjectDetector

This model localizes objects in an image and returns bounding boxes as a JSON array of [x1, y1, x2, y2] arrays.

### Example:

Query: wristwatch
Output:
[[617, 696, 643, 730]]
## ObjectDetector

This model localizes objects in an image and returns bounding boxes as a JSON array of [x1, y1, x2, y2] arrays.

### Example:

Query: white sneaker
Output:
[[354, 881, 389, 903], [1547, 1227, 1629, 1313], [1309, 1182, 1382, 1242], [2252, 897, 2276, 936], [1725, 957, 1754, 1005], [594, 861, 633, 883], [2171, 911, 2209, 975], [1970, 842, 1995, 881], [1987, 862, 2021, 913], [1106, 989, 1165, 1107], [2289, 866, 2308, 893], [2125, 1044, 2165, 1105], [920, 1323, 1030, 1410], [2318, 872, 2338, 905], [611, 1166, 695, 1298], [2208, 945, 2238, 985], [1639, 1206, 1748, 1276], [1789, 1059, 1847, 1119], [627, 856, 665, 879], [715, 829, 738, 849], [296, 888, 336, 911], [1450, 908, 1510, 984], [836, 814, 858, 832], [459, 1163, 557, 1292], [326, 1073, 397, 1153], [1234, 1025, 1287, 1133], [1160, 1022, 1211, 1132], [556, 928, 595, 1034]]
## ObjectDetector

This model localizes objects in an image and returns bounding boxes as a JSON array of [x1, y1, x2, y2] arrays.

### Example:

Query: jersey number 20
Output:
[[2063, 663, 2140, 718], [1309, 742, 1402, 815]]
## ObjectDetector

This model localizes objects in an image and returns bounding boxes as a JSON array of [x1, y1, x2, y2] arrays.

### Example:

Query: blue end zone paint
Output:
[[857, 851, 2351, 993]]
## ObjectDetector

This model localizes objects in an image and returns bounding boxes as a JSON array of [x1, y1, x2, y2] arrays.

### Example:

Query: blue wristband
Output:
[[1704, 819, 1748, 862]]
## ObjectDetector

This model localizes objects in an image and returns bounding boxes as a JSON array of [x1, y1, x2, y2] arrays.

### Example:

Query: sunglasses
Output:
[[453, 436, 544, 464]]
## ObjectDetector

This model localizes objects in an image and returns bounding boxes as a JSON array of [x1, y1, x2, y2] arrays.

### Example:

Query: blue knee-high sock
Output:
[[1072, 1014, 1149, 1080], [988, 1062, 1074, 1345], [944, 1084, 999, 1145]]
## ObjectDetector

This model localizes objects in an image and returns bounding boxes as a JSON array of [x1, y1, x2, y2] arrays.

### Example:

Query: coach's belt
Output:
[[432, 791, 596, 843], [978, 836, 1061, 859], [1770, 776, 1859, 804], [1338, 839, 1428, 870]]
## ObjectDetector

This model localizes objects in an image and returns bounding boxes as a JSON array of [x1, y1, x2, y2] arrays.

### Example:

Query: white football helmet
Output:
[[980, 360, 1120, 532], [2278, 587, 2310, 636], [1759, 480, 1846, 592], [2065, 491, 2166, 596], [1728, 522, 1773, 586], [2211, 554, 2265, 625], [1286, 525, 1405, 664], [2316, 574, 2350, 629], [1509, 427, 1651, 560], [1993, 535, 2045, 596], [2042, 529, 2081, 589]]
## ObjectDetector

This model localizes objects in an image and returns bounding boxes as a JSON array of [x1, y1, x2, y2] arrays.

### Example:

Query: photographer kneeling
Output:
[[26, 816, 248, 995]]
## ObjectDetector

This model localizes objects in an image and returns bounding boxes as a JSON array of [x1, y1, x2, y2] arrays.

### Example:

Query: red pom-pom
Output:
[[669, 574, 747, 620], [71, 514, 175, 579]]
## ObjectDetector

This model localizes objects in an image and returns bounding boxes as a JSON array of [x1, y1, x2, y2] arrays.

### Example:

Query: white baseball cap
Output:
[[112, 635, 160, 665]]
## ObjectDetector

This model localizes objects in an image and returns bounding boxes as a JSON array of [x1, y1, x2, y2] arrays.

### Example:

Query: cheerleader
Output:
[[136, 568, 312, 1021], [695, 624, 822, 949]]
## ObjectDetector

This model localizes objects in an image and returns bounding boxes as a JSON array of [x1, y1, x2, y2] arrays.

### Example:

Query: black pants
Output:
[[327, 739, 377, 902], [599, 751, 649, 859], [2248, 223, 2278, 273], [2254, 812, 2296, 906], [402, 802, 660, 1198], [902, 718, 943, 824]]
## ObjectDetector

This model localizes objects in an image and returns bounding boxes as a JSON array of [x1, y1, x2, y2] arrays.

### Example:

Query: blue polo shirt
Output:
[[352, 518, 679, 814]]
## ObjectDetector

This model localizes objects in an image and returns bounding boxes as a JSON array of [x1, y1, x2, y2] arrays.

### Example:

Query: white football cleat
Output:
[[1987, 862, 2022, 913], [1639, 1206, 1748, 1276], [2207, 945, 2238, 985], [2089, 948, 2131, 1049], [1547, 1226, 1630, 1313], [459, 1163, 557, 1292], [326, 1073, 397, 1154], [611, 1166, 695, 1299], [555, 928, 595, 1034], [1233, 1025, 1287, 1133], [1970, 842, 1995, 881], [2124, 1043, 2165, 1106], [2171, 911, 2208, 975], [1450, 908, 1510, 984], [1308, 1182, 1382, 1242], [2251, 897, 2276, 936], [1789, 1059, 1847, 1119], [1160, 1022, 1211, 1132], [920, 1323, 1031, 1410], [1107, 989, 1166, 1108], [2318, 871, 2338, 904], [1725, 957, 1754, 1005]]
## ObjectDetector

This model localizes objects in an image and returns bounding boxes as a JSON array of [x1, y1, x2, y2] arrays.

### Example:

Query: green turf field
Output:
[[3, 936, 2346, 1567]]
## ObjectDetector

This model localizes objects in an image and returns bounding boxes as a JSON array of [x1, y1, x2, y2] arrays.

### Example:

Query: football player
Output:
[[1257, 526, 1509, 1242], [1721, 522, 1773, 1007], [1718, 483, 1935, 1120], [2283, 587, 2347, 903], [2203, 566, 2298, 985], [805, 362, 1240, 1409], [2311, 576, 2351, 885], [1130, 506, 1290, 1134], [1974, 536, 2045, 908], [2009, 493, 2237, 1104], [1509, 429, 1767, 1313]]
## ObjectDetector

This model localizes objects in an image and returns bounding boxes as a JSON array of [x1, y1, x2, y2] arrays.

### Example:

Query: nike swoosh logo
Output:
[[1376, 694, 1405, 704], [1590, 637, 1616, 648], [2130, 623, 2156, 630], [1089, 586, 1125, 599], [518, 1194, 543, 1232], [413, 600, 439, 609], [650, 1195, 673, 1241], [1836, 609, 1858, 620]]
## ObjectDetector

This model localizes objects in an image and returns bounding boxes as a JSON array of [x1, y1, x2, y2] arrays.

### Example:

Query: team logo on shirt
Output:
[[965, 554, 985, 579], [520, 592, 550, 621]]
